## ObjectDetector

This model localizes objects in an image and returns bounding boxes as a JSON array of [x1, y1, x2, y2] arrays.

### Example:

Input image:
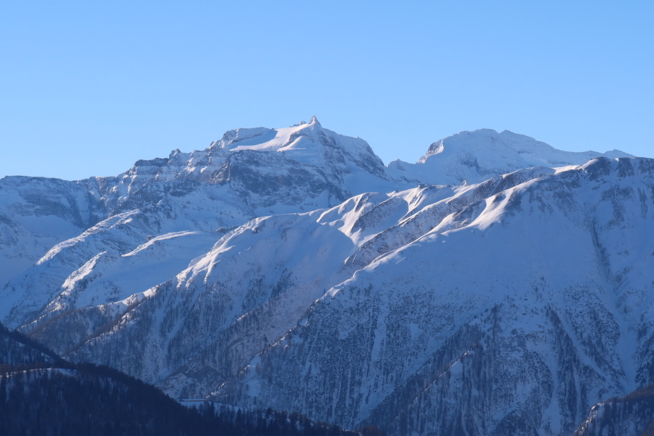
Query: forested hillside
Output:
[[0, 323, 381, 436]]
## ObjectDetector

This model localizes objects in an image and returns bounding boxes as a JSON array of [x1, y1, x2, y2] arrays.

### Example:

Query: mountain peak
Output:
[[419, 129, 634, 165], [387, 128, 635, 186], [419, 129, 526, 162], [309, 115, 321, 126]]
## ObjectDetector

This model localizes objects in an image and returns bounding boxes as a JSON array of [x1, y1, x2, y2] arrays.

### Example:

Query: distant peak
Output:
[[309, 116, 321, 126]]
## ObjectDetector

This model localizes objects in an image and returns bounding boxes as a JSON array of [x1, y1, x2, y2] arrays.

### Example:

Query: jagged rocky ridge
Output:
[[0, 118, 644, 436]]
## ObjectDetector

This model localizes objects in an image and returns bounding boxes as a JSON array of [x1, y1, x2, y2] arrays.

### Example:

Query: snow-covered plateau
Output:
[[1, 117, 652, 435]]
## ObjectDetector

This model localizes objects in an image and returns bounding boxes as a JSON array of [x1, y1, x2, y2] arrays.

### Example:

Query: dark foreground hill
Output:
[[0, 322, 381, 436]]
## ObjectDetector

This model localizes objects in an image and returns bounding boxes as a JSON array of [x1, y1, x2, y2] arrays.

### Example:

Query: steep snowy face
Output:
[[213, 116, 379, 169], [115, 116, 395, 200], [388, 129, 633, 186], [0, 176, 108, 289], [53, 192, 424, 390], [212, 158, 654, 436]]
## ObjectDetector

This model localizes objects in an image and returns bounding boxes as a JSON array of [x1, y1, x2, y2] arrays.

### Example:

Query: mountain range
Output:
[[1, 117, 651, 436]]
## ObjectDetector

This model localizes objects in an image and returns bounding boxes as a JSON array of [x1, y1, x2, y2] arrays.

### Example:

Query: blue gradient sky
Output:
[[1, 1, 652, 180]]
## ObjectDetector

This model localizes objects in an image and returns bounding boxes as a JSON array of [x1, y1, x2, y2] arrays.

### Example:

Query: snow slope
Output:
[[0, 176, 108, 289]]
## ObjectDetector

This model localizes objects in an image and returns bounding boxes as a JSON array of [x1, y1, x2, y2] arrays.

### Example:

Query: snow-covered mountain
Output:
[[0, 117, 402, 329], [0, 118, 647, 436], [62, 171, 547, 396], [24, 157, 654, 436], [388, 129, 633, 186], [0, 123, 627, 310]]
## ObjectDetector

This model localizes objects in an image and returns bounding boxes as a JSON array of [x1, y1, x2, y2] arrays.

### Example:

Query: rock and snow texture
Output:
[[212, 158, 654, 436], [62, 174, 540, 397], [388, 129, 633, 186], [0, 118, 648, 436], [0, 176, 107, 290]]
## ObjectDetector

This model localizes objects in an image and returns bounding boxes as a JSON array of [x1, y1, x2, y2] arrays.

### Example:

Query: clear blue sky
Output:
[[1, 1, 652, 180]]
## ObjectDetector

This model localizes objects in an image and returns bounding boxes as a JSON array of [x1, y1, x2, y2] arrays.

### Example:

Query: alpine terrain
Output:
[[1, 117, 652, 436]]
